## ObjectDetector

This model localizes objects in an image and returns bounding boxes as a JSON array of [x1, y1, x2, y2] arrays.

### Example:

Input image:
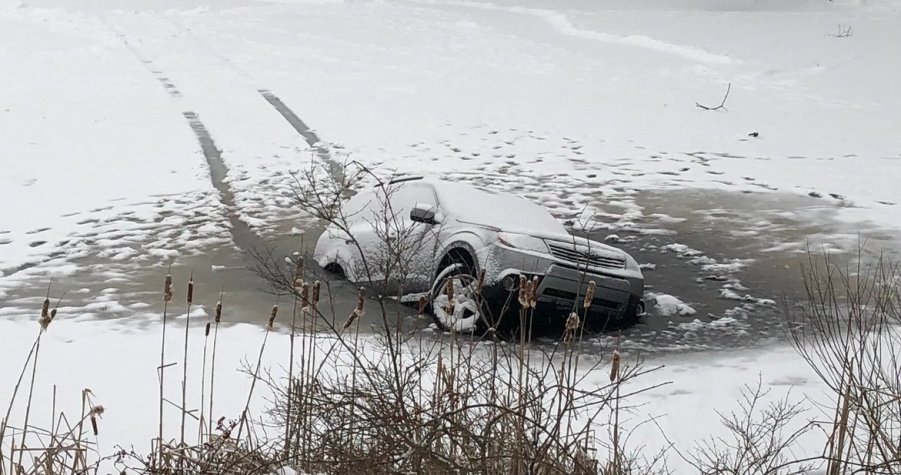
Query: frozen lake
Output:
[[1, 0, 899, 470]]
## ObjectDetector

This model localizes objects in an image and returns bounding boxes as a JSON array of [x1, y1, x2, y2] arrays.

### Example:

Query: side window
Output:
[[388, 182, 437, 219]]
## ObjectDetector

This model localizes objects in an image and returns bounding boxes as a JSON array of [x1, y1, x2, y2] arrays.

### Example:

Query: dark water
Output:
[[584, 188, 899, 354]]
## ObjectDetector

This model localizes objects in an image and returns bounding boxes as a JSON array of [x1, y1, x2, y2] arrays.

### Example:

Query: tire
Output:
[[429, 263, 486, 333]]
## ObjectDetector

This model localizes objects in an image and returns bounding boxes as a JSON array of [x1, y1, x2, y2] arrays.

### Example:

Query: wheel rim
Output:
[[432, 274, 481, 332]]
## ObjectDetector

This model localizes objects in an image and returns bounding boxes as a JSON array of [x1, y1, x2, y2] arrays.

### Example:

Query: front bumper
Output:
[[479, 264, 641, 333], [480, 243, 644, 331], [537, 264, 640, 325]]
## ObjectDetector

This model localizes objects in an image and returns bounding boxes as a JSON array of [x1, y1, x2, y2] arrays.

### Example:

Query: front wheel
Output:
[[429, 264, 485, 333]]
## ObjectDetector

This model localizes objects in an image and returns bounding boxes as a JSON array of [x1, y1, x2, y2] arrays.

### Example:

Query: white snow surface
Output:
[[0, 317, 828, 472]]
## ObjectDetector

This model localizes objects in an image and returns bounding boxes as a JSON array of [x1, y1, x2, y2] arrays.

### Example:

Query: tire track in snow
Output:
[[99, 15, 264, 255], [157, 16, 344, 183], [257, 90, 344, 182], [181, 111, 264, 253]]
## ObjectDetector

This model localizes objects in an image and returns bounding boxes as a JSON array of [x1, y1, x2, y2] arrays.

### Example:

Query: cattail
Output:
[[89, 405, 104, 436], [267, 305, 279, 330], [342, 287, 366, 330], [355, 287, 365, 315], [186, 278, 194, 305], [215, 300, 222, 324], [418, 296, 428, 316], [39, 300, 54, 330], [164, 274, 173, 302], [563, 312, 580, 344], [293, 257, 305, 289], [341, 313, 357, 330], [529, 276, 539, 308], [520, 279, 534, 308], [444, 279, 455, 313], [609, 350, 621, 383], [565, 312, 580, 331], [300, 283, 310, 309], [311, 281, 321, 304], [517, 275, 528, 307], [205, 321, 211, 336], [475, 269, 486, 296], [584, 281, 596, 309]]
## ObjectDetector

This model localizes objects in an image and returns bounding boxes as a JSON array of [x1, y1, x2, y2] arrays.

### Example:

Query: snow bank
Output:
[[0, 316, 828, 472]]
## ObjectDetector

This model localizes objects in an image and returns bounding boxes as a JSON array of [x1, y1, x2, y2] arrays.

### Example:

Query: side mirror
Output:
[[410, 204, 438, 225]]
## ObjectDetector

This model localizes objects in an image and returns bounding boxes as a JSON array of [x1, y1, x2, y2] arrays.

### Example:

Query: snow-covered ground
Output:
[[0, 316, 829, 472], [2, 0, 899, 470]]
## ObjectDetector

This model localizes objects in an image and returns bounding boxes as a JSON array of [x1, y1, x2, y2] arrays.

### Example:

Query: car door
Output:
[[335, 182, 439, 294], [380, 181, 441, 295], [322, 189, 382, 283]]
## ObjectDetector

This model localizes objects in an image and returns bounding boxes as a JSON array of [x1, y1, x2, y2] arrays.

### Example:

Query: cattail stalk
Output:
[[180, 274, 194, 446], [346, 287, 365, 453], [75, 389, 89, 471], [529, 276, 539, 308], [237, 305, 277, 442], [611, 348, 623, 467], [158, 273, 172, 468], [302, 281, 321, 461], [208, 297, 222, 437], [15, 297, 52, 469], [198, 316, 211, 442], [287, 260, 303, 460]]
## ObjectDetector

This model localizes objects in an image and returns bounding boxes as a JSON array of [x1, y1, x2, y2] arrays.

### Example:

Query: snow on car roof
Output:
[[428, 179, 568, 236]]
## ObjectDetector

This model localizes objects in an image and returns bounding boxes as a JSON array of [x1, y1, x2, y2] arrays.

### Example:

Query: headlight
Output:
[[625, 254, 643, 276], [496, 232, 548, 253]]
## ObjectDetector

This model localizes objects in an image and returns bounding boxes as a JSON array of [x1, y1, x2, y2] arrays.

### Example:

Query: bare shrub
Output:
[[686, 378, 814, 474], [786, 248, 901, 473]]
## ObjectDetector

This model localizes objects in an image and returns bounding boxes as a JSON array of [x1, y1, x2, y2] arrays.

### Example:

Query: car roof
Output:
[[422, 179, 568, 236], [385, 175, 424, 185]]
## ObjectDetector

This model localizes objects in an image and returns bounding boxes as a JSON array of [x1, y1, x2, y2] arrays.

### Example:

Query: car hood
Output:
[[435, 181, 568, 236], [536, 232, 628, 258], [430, 180, 630, 260]]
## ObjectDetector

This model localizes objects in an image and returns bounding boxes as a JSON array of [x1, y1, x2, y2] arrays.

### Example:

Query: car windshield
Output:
[[434, 181, 567, 236], [343, 182, 438, 222]]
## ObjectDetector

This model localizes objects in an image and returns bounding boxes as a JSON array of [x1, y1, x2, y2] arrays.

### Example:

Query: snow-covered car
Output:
[[313, 177, 645, 333]]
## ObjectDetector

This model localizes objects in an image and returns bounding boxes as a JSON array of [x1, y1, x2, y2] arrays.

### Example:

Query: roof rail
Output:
[[385, 176, 424, 185]]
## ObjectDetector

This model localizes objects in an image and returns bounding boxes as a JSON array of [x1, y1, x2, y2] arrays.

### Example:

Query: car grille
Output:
[[542, 288, 623, 310], [547, 244, 626, 270]]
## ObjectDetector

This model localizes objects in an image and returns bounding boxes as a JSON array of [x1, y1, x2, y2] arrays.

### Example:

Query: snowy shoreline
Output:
[[0, 314, 828, 472]]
